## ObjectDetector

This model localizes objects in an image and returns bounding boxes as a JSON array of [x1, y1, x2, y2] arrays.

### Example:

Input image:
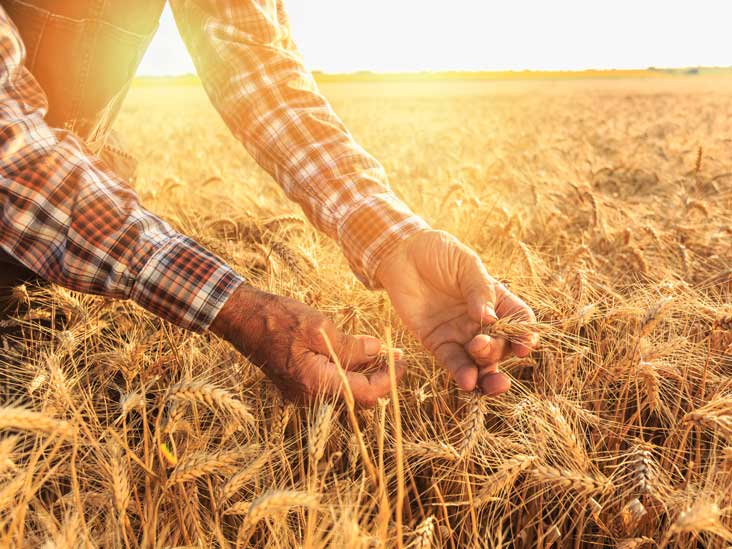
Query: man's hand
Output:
[[210, 284, 403, 407], [376, 230, 539, 396]]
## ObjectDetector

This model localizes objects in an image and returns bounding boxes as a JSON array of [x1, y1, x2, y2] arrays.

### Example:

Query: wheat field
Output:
[[2, 75, 732, 547]]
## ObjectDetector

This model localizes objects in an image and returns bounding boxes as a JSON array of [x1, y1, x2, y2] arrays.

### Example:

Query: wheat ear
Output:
[[662, 500, 732, 544], [109, 443, 130, 518], [410, 515, 436, 549], [683, 397, 732, 440], [220, 451, 271, 503], [225, 489, 318, 526], [473, 454, 535, 504], [0, 406, 72, 437], [167, 450, 244, 487], [532, 463, 612, 495], [458, 391, 486, 460], [308, 403, 335, 465], [166, 381, 254, 426], [403, 440, 460, 462]]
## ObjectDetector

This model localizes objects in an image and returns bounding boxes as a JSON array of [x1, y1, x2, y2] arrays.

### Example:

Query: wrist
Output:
[[374, 232, 417, 289], [209, 283, 273, 351]]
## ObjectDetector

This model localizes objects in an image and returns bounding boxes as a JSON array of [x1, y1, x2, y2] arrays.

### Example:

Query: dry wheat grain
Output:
[[409, 516, 436, 549], [167, 450, 245, 486], [226, 489, 318, 527], [166, 381, 254, 426], [0, 406, 72, 437], [308, 403, 334, 465]]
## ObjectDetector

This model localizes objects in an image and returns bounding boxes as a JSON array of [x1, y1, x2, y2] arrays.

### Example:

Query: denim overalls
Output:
[[0, 0, 166, 285]]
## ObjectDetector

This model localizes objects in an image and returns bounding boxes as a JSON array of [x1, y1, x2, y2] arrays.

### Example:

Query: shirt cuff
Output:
[[337, 192, 431, 289], [130, 234, 244, 332]]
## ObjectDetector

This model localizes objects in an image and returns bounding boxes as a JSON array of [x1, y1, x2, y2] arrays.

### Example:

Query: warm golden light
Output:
[[139, 1, 732, 76]]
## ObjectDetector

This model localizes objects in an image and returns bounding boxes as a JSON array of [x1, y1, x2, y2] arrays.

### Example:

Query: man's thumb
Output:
[[333, 333, 383, 369]]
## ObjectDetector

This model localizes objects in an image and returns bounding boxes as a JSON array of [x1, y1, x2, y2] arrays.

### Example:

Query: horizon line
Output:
[[134, 66, 732, 81]]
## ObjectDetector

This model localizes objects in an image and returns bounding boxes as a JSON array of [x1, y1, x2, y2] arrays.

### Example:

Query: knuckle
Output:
[[304, 319, 331, 348], [358, 393, 378, 408], [340, 337, 359, 367], [308, 317, 329, 336]]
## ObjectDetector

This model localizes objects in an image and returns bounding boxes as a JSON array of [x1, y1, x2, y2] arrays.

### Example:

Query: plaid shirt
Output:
[[0, 1, 429, 332]]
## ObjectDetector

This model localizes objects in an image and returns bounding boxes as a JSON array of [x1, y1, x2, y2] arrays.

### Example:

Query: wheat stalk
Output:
[[541, 525, 561, 547]]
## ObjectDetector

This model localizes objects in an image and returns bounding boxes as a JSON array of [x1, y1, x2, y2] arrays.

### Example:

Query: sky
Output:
[[137, 1, 732, 76]]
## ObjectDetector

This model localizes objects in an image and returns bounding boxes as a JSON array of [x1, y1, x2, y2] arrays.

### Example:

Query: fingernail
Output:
[[483, 305, 498, 322], [364, 338, 381, 356]]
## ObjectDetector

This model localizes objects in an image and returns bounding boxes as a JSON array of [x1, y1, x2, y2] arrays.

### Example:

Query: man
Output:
[[0, 0, 538, 407]]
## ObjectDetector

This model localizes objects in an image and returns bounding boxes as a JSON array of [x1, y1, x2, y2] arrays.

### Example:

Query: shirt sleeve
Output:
[[0, 7, 243, 332], [170, 0, 431, 288]]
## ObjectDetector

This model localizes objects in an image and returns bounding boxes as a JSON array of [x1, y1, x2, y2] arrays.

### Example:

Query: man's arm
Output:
[[0, 6, 242, 331], [171, 0, 540, 394], [171, 0, 430, 288], [0, 6, 400, 406]]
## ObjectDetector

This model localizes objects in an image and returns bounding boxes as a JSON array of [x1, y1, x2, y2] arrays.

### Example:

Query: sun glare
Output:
[[139, 0, 732, 76]]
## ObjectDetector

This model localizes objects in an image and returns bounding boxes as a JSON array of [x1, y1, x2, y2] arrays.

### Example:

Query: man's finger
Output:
[[313, 326, 401, 371], [512, 334, 539, 358], [494, 286, 539, 356], [422, 315, 480, 352], [460, 256, 499, 325], [477, 369, 511, 397], [310, 353, 405, 407], [347, 361, 406, 407], [466, 333, 512, 366], [433, 341, 478, 391], [335, 333, 385, 369]]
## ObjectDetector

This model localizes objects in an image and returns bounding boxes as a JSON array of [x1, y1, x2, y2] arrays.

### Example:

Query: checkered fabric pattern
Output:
[[171, 0, 430, 284], [0, 0, 429, 332]]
